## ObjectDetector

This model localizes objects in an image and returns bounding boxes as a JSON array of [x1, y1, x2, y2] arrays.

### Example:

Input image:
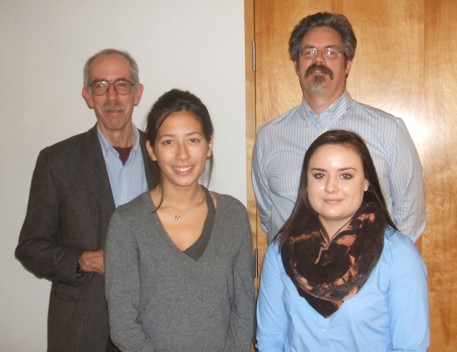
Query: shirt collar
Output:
[[300, 90, 352, 122], [97, 123, 140, 158]]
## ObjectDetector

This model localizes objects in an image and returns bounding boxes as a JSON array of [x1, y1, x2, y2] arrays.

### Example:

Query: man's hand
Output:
[[78, 249, 104, 275]]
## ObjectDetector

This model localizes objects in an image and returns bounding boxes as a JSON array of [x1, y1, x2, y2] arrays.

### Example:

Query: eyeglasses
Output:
[[89, 79, 135, 96], [299, 47, 344, 60]]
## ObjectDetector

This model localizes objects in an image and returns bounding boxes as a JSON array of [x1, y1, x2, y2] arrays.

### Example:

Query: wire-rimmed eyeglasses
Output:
[[299, 47, 344, 60]]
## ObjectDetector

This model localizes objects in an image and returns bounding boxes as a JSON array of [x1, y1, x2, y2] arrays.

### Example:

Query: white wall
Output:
[[0, 1, 247, 350]]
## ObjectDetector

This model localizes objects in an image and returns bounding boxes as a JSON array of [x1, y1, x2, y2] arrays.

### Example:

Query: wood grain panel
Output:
[[244, 0, 258, 290], [423, 1, 457, 349], [246, 0, 457, 350]]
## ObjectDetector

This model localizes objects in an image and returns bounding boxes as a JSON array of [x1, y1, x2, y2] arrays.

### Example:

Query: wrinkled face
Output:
[[295, 27, 352, 104], [307, 144, 369, 236], [82, 53, 143, 136], [146, 111, 213, 189]]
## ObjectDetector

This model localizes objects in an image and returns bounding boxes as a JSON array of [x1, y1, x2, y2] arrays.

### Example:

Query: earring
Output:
[[364, 186, 369, 191]]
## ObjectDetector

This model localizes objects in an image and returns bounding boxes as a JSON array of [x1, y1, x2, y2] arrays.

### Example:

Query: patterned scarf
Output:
[[281, 202, 386, 317]]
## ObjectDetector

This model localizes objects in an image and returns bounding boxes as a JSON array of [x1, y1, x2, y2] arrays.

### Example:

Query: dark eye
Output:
[[300, 48, 317, 58], [341, 173, 353, 180], [93, 81, 108, 89], [312, 172, 325, 179], [325, 48, 338, 58], [115, 80, 129, 88]]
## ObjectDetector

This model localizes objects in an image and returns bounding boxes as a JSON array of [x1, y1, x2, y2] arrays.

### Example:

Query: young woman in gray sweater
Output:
[[105, 89, 255, 352]]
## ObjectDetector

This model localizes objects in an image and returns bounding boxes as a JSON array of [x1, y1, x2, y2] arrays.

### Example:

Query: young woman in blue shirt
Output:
[[256, 130, 429, 351]]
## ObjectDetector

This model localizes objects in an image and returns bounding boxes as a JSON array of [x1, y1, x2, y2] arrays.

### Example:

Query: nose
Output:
[[106, 84, 119, 100], [324, 176, 338, 193], [313, 50, 325, 64], [176, 143, 190, 160]]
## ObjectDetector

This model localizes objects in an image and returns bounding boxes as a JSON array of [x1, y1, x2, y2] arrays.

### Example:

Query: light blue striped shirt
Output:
[[252, 91, 425, 242], [97, 124, 148, 207], [256, 228, 430, 352]]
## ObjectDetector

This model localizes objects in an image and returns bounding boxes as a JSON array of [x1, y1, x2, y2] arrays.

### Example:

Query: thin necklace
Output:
[[320, 217, 353, 245], [164, 187, 206, 220]]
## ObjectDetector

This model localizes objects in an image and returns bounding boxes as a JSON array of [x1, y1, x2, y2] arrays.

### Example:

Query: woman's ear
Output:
[[146, 140, 157, 161], [364, 179, 369, 191], [207, 136, 214, 158]]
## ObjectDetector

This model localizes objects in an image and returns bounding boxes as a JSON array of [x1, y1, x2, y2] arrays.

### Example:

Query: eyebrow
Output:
[[302, 44, 341, 49], [158, 131, 203, 138], [90, 76, 131, 82], [310, 167, 358, 172]]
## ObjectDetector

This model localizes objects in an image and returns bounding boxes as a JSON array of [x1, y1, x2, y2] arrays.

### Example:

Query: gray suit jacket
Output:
[[16, 125, 155, 352]]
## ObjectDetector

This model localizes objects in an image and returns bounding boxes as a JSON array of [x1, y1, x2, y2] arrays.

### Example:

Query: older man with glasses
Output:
[[15, 48, 155, 352]]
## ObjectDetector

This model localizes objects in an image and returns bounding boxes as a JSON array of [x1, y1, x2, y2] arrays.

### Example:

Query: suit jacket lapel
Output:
[[81, 126, 116, 213]]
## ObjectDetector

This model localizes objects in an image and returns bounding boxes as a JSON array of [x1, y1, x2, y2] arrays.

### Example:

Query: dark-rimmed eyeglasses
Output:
[[299, 47, 344, 60], [89, 79, 135, 96]]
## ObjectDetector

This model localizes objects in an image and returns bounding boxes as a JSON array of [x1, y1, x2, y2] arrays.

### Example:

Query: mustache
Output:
[[304, 64, 334, 80], [102, 102, 125, 112]]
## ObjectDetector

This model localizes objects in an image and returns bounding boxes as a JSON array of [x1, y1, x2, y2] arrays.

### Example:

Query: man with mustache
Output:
[[15, 49, 155, 352], [252, 12, 425, 243]]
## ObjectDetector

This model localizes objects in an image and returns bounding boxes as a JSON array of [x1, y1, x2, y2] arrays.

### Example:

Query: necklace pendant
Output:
[[174, 215, 182, 220]]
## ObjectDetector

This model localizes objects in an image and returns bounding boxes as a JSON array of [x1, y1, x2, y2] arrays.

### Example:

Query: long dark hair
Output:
[[278, 130, 397, 247], [145, 88, 214, 190]]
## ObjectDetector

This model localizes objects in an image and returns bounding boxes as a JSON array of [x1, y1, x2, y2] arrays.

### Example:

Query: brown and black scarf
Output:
[[281, 202, 386, 318]]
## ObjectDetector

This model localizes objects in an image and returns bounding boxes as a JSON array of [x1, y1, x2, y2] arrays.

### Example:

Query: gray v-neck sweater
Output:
[[105, 191, 255, 352]]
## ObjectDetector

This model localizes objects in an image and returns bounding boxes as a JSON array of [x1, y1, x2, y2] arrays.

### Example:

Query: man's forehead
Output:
[[89, 54, 132, 78], [302, 26, 342, 42]]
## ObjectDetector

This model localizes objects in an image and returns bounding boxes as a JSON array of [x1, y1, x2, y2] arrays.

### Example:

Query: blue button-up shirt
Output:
[[256, 227, 430, 351], [97, 124, 148, 207], [252, 91, 426, 242]]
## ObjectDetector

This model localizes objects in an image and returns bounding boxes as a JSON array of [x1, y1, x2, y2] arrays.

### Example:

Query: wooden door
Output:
[[245, 0, 457, 350]]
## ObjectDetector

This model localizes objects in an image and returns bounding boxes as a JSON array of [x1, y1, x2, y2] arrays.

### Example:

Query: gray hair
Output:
[[83, 48, 140, 90], [289, 12, 357, 62]]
